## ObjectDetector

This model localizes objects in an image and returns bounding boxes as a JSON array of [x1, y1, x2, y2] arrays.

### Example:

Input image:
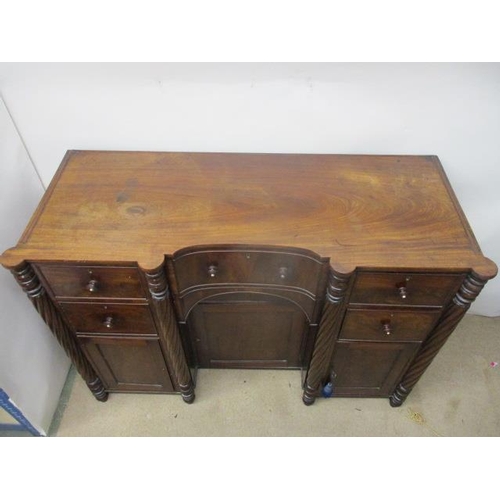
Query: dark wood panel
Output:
[[330, 341, 421, 397], [78, 336, 174, 393], [1, 151, 496, 406], [339, 309, 441, 342], [350, 272, 464, 306], [38, 264, 145, 299], [174, 248, 324, 295], [177, 287, 317, 323], [1, 152, 495, 280], [188, 299, 308, 369], [60, 302, 157, 334]]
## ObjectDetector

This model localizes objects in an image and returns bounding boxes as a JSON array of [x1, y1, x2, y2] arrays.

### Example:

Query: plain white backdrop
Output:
[[1, 62, 498, 314], [0, 61, 499, 443], [0, 97, 70, 434], [0, 1, 499, 496]]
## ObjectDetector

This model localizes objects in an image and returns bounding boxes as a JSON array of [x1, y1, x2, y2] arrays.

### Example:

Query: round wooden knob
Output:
[[86, 279, 98, 293], [382, 321, 392, 335], [278, 267, 289, 280], [103, 316, 114, 329]]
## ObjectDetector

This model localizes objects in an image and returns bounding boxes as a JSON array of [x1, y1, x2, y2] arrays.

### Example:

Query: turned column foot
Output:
[[182, 393, 195, 404], [302, 384, 318, 406], [87, 377, 108, 402], [389, 384, 409, 407], [180, 383, 195, 404]]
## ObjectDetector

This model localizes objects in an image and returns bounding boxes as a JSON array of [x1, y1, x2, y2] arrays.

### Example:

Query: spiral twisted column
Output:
[[12, 262, 107, 401], [144, 264, 195, 404], [390, 272, 488, 407], [303, 268, 353, 405]]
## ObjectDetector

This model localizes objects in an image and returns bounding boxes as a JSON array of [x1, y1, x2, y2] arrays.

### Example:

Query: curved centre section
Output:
[[172, 245, 327, 371]]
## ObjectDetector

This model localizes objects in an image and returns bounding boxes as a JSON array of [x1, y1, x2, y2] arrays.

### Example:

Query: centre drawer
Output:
[[339, 308, 441, 342], [350, 272, 463, 307], [60, 302, 157, 335], [37, 264, 146, 300], [173, 249, 324, 295]]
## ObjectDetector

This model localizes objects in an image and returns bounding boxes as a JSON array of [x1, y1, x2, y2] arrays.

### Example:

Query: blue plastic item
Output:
[[322, 381, 334, 398]]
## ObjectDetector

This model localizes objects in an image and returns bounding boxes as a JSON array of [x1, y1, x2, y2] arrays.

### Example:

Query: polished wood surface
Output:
[[188, 298, 308, 369], [60, 302, 157, 334], [331, 341, 420, 397], [78, 335, 174, 393], [38, 264, 146, 300], [173, 247, 324, 295], [350, 272, 464, 306], [1, 151, 496, 278], [339, 308, 441, 342], [2, 151, 497, 406]]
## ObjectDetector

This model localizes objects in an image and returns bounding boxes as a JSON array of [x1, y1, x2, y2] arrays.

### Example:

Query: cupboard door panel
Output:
[[330, 341, 420, 397], [78, 336, 174, 393], [188, 300, 308, 369]]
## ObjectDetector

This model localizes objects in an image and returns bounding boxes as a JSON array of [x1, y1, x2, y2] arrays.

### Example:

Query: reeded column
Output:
[[11, 262, 107, 402], [144, 264, 195, 404], [390, 271, 488, 407], [303, 268, 353, 405]]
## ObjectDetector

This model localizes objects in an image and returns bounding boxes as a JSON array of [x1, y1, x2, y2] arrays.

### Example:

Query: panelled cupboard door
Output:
[[188, 299, 308, 369], [330, 341, 421, 397], [78, 336, 175, 393]]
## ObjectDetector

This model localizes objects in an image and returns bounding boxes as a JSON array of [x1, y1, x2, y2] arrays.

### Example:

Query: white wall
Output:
[[0, 63, 498, 315], [0, 96, 70, 434]]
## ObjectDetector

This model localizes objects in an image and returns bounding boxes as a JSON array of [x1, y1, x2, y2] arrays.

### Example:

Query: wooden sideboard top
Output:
[[1, 150, 496, 277]]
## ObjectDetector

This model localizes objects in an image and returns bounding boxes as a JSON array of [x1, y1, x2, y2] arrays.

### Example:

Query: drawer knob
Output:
[[398, 286, 408, 299], [381, 321, 392, 336], [86, 279, 99, 293], [103, 316, 114, 329], [208, 264, 218, 278], [278, 267, 289, 280]]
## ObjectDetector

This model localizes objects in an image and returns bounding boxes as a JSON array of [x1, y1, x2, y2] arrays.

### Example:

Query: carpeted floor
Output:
[[50, 314, 500, 437]]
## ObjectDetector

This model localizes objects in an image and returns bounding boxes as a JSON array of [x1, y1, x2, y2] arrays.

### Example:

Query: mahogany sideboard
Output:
[[1, 151, 496, 406]]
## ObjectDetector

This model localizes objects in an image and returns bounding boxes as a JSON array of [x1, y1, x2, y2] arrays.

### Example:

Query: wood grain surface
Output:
[[1, 151, 496, 278]]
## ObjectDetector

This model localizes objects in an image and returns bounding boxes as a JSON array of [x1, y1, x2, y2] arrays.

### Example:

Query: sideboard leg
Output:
[[144, 263, 196, 404], [180, 386, 195, 404], [11, 262, 108, 403], [389, 271, 488, 407], [87, 377, 108, 402], [302, 268, 353, 406], [302, 385, 317, 406], [389, 385, 409, 407]]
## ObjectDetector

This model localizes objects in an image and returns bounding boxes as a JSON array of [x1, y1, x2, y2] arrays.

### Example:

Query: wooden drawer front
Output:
[[174, 250, 323, 295], [339, 309, 441, 342], [38, 265, 145, 299], [350, 272, 463, 306], [60, 302, 156, 334], [78, 336, 174, 393]]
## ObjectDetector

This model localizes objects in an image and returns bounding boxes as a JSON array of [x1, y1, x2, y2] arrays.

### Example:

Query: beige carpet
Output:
[[52, 314, 500, 437]]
